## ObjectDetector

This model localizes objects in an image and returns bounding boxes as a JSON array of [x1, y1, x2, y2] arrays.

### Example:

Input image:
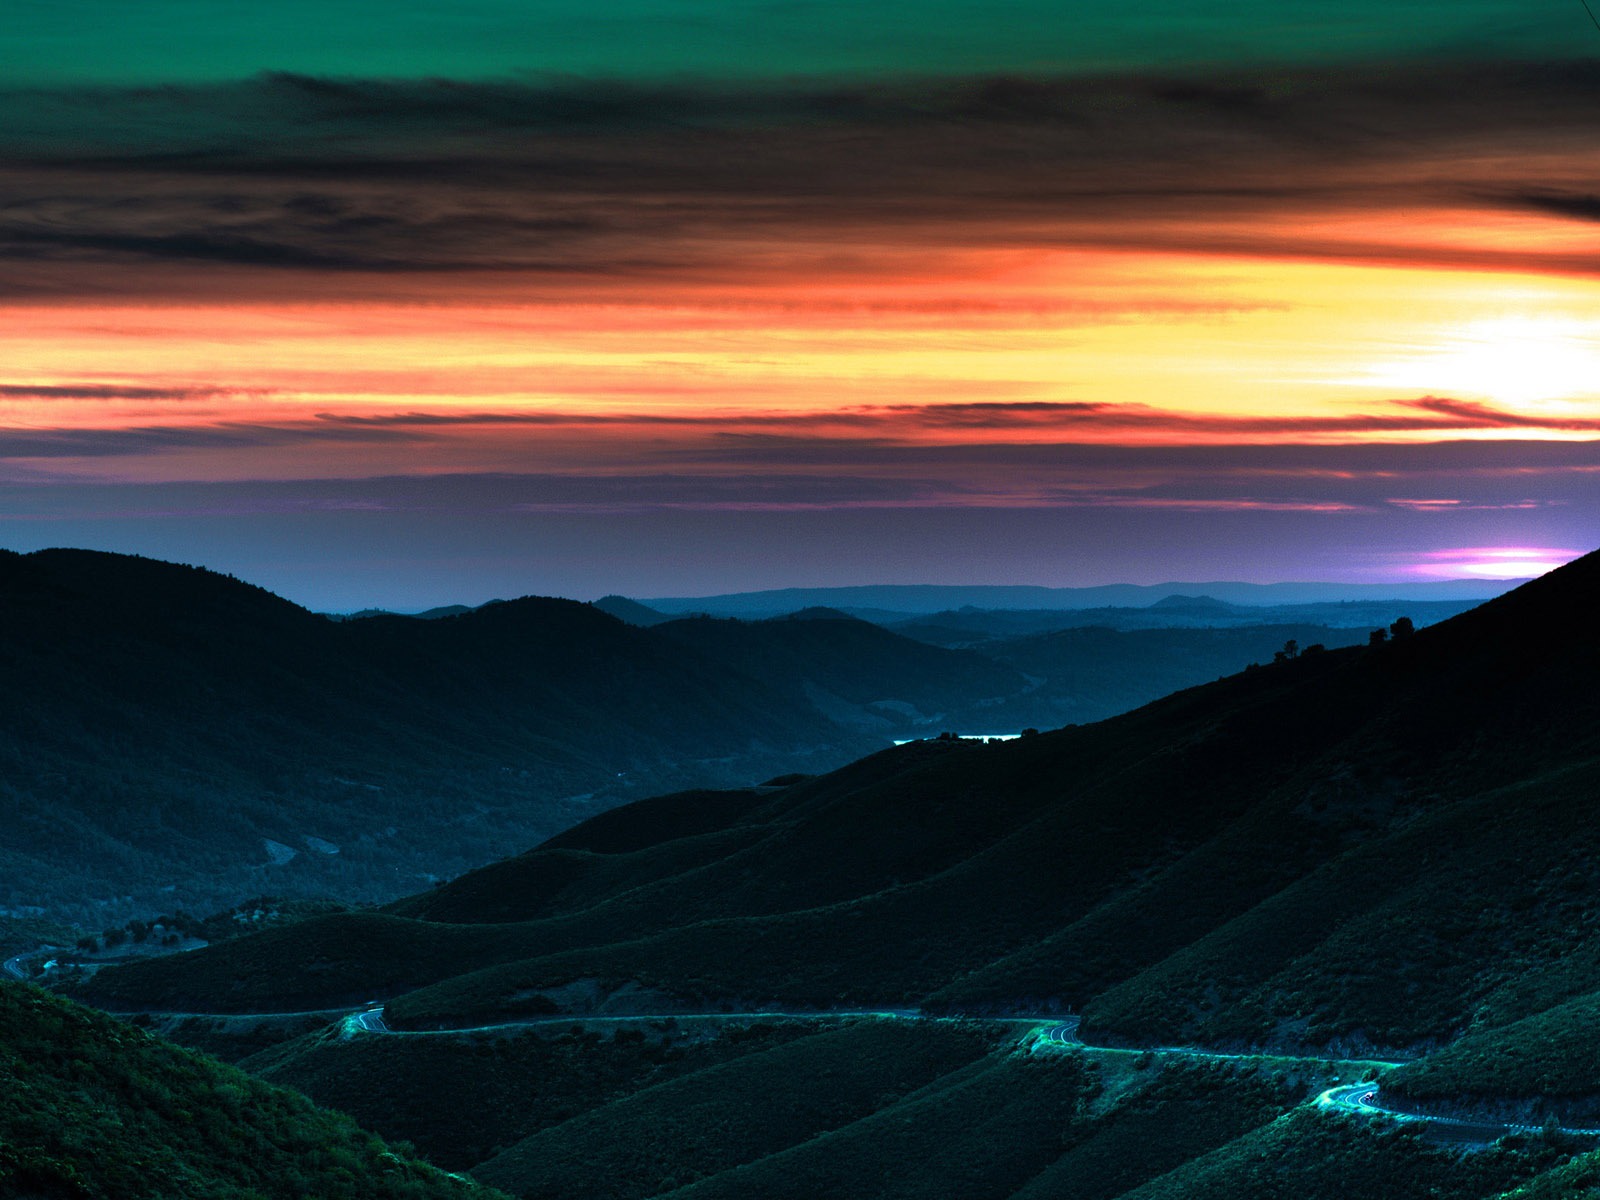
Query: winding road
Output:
[[5, 954, 1581, 1145], [337, 1005, 1556, 1142], [341, 1005, 925, 1039], [1033, 1020, 1401, 1071]]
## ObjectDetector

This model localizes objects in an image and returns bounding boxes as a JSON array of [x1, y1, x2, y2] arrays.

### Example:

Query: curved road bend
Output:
[[2, 954, 30, 982], [1316, 1083, 1600, 1139], [1034, 1021, 1580, 1142]]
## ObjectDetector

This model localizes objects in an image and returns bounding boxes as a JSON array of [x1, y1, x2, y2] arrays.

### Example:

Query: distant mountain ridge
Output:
[[640, 578, 1514, 617], [0, 548, 889, 923], [1148, 593, 1240, 611], [0, 982, 499, 1199], [6, 546, 1501, 928], [65, 549, 1600, 1200], [86, 547, 1600, 1053], [885, 599, 1481, 643], [591, 595, 671, 627]]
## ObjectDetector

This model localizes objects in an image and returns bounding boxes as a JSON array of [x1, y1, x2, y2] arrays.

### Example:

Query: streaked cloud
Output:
[[5, 62, 1600, 296], [1, 37, 1597, 600], [307, 396, 1600, 438], [0, 383, 254, 401]]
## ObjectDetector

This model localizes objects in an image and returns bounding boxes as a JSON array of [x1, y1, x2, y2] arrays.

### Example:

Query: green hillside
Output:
[[237, 1014, 1392, 1200], [247, 1018, 821, 1172], [77, 550, 1600, 1048], [1116, 1108, 1555, 1200], [4, 548, 1414, 929], [0, 982, 501, 1200], [1383, 989, 1600, 1121], [470, 1020, 996, 1200], [60, 548, 1600, 1198], [0, 548, 881, 924]]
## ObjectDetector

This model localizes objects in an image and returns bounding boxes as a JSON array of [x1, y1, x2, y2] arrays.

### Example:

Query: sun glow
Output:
[[1412, 547, 1582, 580], [1365, 315, 1600, 409]]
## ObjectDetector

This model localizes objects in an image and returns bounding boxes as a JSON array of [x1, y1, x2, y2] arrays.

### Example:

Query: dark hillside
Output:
[[1114, 1108, 1554, 1200], [1384, 987, 1600, 1119], [247, 1018, 822, 1173], [470, 1020, 997, 1200], [62, 550, 1600, 1200], [78, 550, 1600, 1046], [0, 548, 876, 924], [961, 621, 1375, 726], [8, 548, 1447, 926], [0, 981, 501, 1200], [592, 595, 671, 626]]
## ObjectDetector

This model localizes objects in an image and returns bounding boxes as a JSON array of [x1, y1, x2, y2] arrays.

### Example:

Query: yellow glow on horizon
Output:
[[1362, 314, 1600, 408], [1, 244, 1599, 484]]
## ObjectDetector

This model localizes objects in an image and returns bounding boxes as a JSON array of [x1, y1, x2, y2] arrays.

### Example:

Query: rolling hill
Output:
[[75, 549, 1600, 1040], [10, 548, 1416, 929], [0, 548, 883, 925], [60, 547, 1600, 1199], [639, 579, 1512, 618], [886, 597, 1481, 642], [0, 981, 503, 1200], [650, 612, 1025, 732]]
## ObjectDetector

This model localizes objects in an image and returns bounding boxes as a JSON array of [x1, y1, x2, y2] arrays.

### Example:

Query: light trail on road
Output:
[[1316, 1084, 1600, 1139], [15, 951, 1588, 1148]]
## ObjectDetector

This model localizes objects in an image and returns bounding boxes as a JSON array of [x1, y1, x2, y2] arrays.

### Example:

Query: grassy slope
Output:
[[1499, 1151, 1600, 1200], [250, 1020, 819, 1172], [0, 982, 501, 1200], [654, 1052, 1097, 1200], [382, 672, 1345, 1023], [471, 1020, 996, 1200], [1009, 1060, 1302, 1200], [0, 548, 876, 924], [83, 548, 1600, 1050], [1386, 988, 1600, 1106], [1079, 756, 1600, 1050], [1118, 1109, 1558, 1200]]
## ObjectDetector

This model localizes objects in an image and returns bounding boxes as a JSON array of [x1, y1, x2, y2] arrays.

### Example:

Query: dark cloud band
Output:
[[4, 61, 1600, 291]]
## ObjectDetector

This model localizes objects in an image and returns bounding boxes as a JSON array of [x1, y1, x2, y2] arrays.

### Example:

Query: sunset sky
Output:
[[4, 2, 1600, 608]]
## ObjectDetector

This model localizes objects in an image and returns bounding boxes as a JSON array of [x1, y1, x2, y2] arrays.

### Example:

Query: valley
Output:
[[3, 547, 1600, 1200], [8, 979, 1580, 1199], [0, 548, 1453, 930], [6, 0, 1597, 1193], [19, 546, 1600, 1198]]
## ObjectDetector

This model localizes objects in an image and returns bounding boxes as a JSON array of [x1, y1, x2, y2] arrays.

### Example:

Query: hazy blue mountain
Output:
[[651, 612, 1029, 733], [0, 548, 883, 924], [0, 982, 502, 1200], [592, 595, 672, 626], [641, 579, 1512, 618], [886, 599, 1479, 644]]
